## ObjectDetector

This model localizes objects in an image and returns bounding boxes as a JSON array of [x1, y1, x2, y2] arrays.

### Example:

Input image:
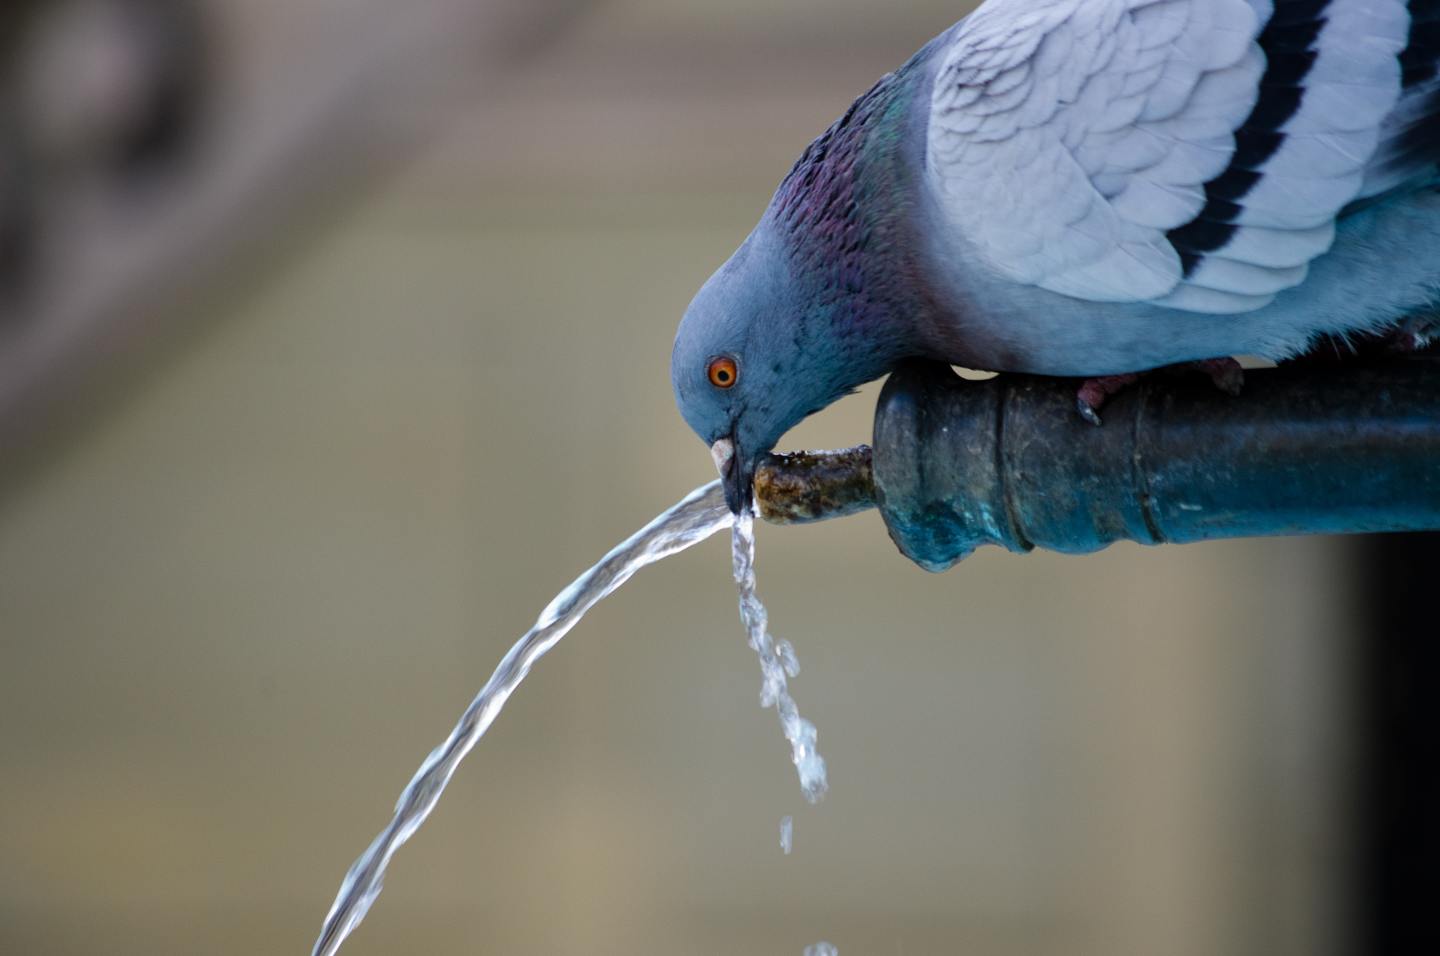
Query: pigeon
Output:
[[671, 0, 1440, 513]]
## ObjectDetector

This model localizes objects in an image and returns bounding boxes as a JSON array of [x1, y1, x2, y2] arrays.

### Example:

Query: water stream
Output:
[[732, 510, 829, 803], [311, 481, 830, 955]]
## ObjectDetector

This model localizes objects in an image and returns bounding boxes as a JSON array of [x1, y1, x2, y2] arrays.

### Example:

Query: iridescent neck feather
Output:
[[766, 63, 930, 370]]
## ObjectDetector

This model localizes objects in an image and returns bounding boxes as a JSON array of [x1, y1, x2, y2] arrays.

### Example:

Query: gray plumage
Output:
[[672, 0, 1440, 512]]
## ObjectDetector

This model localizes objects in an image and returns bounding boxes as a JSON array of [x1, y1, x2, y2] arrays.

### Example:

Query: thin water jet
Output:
[[312, 481, 730, 956], [311, 480, 832, 955]]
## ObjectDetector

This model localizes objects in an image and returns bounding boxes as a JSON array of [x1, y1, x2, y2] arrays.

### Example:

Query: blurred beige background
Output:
[[0, 2, 1355, 954]]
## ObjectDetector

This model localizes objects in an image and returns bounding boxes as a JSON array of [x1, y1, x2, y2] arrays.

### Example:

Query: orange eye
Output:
[[707, 356, 738, 389]]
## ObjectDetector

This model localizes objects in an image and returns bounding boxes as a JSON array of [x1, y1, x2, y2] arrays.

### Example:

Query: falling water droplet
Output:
[[731, 511, 829, 803]]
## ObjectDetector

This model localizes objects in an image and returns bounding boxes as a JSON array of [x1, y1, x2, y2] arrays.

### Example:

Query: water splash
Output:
[[311, 481, 732, 956], [780, 815, 794, 855], [805, 942, 839, 956], [732, 511, 828, 803]]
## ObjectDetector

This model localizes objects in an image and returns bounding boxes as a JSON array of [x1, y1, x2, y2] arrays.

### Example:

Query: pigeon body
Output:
[[672, 0, 1440, 511]]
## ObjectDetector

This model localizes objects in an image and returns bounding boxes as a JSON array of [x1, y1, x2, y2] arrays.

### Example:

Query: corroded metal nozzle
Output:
[[753, 445, 875, 525]]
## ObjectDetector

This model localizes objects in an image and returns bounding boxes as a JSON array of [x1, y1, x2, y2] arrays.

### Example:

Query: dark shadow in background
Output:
[[1356, 532, 1440, 956]]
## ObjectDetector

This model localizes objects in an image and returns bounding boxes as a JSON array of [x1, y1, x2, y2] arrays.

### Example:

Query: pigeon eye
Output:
[[707, 356, 738, 389]]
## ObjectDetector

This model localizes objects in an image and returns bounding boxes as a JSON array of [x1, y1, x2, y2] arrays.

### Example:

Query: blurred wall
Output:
[[0, 3, 1355, 955]]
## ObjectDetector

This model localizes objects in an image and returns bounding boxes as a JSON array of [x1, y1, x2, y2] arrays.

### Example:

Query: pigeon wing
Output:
[[925, 0, 1411, 314]]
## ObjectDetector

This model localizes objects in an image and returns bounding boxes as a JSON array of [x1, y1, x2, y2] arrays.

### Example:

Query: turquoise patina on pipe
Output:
[[753, 357, 1440, 570], [867, 357, 1440, 571]]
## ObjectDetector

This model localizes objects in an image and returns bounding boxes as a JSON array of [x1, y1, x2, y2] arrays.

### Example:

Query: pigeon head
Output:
[[673, 231, 794, 513], [672, 225, 896, 513], [673, 65, 925, 513]]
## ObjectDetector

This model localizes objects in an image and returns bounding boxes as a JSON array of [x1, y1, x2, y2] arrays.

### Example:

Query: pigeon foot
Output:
[[1074, 358, 1244, 426], [1074, 373, 1140, 426], [1192, 356, 1246, 396]]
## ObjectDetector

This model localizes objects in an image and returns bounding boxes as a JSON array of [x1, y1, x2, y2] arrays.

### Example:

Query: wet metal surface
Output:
[[872, 357, 1440, 571], [754, 445, 875, 525], [754, 357, 1440, 571]]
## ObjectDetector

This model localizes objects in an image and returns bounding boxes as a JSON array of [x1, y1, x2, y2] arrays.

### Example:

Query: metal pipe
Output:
[[753, 356, 1440, 572], [753, 444, 874, 525]]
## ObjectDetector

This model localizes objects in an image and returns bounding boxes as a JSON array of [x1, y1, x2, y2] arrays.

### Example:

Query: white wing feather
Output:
[[926, 0, 1411, 314]]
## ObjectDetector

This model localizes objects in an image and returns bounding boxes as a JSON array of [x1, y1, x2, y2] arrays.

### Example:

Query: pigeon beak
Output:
[[710, 436, 754, 514]]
